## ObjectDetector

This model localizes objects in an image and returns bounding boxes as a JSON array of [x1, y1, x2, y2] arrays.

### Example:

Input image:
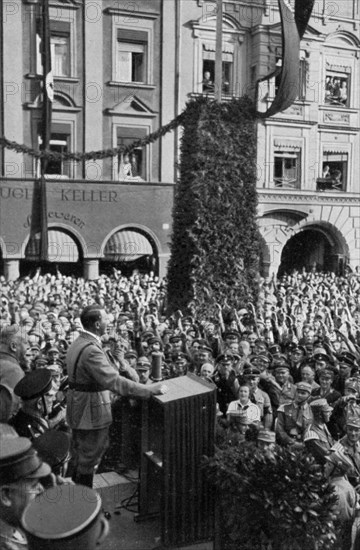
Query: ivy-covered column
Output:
[[167, 97, 261, 317]]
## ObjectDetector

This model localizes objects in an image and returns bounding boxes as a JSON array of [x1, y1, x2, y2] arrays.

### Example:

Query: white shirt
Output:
[[227, 399, 261, 422]]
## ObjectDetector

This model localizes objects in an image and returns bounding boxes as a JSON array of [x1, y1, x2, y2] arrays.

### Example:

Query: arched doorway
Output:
[[278, 227, 346, 277], [101, 228, 158, 276], [21, 229, 83, 277]]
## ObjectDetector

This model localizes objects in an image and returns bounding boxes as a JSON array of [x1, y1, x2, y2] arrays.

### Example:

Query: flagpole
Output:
[[215, 0, 223, 102], [39, 0, 52, 263]]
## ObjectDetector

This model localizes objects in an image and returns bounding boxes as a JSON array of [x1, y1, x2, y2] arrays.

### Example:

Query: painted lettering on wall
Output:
[[61, 189, 121, 203], [24, 212, 86, 229], [0, 187, 33, 200]]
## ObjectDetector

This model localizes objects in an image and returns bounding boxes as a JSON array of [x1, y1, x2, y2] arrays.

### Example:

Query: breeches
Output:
[[72, 427, 109, 475]]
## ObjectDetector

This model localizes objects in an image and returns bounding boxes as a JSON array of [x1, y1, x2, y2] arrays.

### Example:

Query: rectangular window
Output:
[[116, 29, 147, 83], [117, 127, 147, 180], [274, 50, 307, 100], [317, 152, 348, 192], [273, 151, 301, 189], [37, 20, 71, 77], [51, 34, 70, 77], [38, 122, 71, 178], [202, 47, 233, 95], [324, 72, 350, 107]]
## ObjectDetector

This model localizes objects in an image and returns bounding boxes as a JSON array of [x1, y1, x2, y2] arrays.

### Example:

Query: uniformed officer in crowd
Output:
[[211, 352, 239, 418], [324, 449, 358, 550], [227, 411, 253, 444], [303, 398, 334, 464], [276, 381, 313, 448], [242, 364, 273, 429], [22, 484, 109, 550], [310, 366, 341, 406], [338, 416, 360, 487], [0, 437, 51, 549], [0, 326, 27, 422], [9, 370, 56, 440], [32, 430, 71, 480], [329, 378, 360, 440], [135, 356, 152, 384]]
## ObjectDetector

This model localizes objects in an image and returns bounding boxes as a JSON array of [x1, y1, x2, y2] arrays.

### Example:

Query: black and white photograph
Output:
[[0, 0, 359, 549]]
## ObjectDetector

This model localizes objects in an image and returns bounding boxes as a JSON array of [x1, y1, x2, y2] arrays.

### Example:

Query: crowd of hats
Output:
[[0, 267, 360, 545], [0, 267, 359, 386]]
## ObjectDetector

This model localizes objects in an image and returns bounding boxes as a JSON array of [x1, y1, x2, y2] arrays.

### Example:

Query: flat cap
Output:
[[22, 484, 102, 544], [250, 353, 270, 365], [313, 348, 330, 361], [148, 336, 162, 346], [224, 331, 240, 340], [257, 429, 276, 443], [296, 381, 312, 393], [243, 365, 261, 376], [216, 352, 234, 363], [268, 344, 282, 356], [309, 398, 333, 413], [172, 351, 189, 362], [125, 349, 138, 360], [346, 416, 360, 428], [271, 355, 289, 368], [33, 430, 71, 470], [344, 379, 358, 392], [0, 437, 51, 484], [274, 363, 290, 371], [14, 369, 52, 400], [136, 357, 151, 370], [338, 353, 356, 368], [199, 344, 213, 354]]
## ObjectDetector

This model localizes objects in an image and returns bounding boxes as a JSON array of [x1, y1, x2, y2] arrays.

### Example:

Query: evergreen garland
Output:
[[167, 96, 261, 317]]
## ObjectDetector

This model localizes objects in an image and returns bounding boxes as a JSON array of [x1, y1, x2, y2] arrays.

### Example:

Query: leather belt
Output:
[[68, 382, 102, 392]]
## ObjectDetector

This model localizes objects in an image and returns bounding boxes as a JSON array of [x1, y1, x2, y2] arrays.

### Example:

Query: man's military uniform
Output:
[[9, 370, 53, 441], [304, 422, 334, 464], [303, 398, 334, 464], [0, 438, 51, 550], [339, 435, 360, 487], [9, 410, 49, 441], [66, 330, 159, 487], [22, 485, 108, 550], [276, 401, 312, 446], [211, 370, 239, 417]]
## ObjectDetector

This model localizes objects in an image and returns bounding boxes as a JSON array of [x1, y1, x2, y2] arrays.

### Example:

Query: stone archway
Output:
[[278, 223, 349, 276], [258, 213, 351, 276], [100, 227, 159, 277], [21, 227, 84, 277]]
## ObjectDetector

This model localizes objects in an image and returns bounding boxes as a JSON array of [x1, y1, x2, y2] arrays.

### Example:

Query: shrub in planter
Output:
[[167, 96, 261, 318], [203, 444, 337, 550]]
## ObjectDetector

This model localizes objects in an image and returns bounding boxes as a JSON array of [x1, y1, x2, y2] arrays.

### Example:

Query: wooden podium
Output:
[[138, 374, 217, 547]]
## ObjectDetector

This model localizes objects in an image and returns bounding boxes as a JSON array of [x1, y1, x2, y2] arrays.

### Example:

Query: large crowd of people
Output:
[[1, 265, 360, 549]]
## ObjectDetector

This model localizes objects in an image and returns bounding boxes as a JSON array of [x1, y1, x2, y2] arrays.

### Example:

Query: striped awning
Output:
[[26, 230, 79, 262], [274, 139, 302, 151], [104, 230, 153, 262]]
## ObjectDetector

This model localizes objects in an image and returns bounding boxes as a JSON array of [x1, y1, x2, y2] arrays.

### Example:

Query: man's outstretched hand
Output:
[[151, 383, 169, 395]]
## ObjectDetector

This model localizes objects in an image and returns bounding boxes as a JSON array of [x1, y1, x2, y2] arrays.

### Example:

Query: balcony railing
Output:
[[273, 177, 300, 189], [316, 178, 344, 192]]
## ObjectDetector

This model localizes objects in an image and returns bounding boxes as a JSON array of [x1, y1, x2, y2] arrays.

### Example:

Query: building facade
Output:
[[0, 0, 359, 280]]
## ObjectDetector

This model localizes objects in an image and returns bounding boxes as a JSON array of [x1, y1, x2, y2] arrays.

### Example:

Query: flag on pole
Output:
[[257, 0, 315, 118], [39, 0, 53, 262]]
